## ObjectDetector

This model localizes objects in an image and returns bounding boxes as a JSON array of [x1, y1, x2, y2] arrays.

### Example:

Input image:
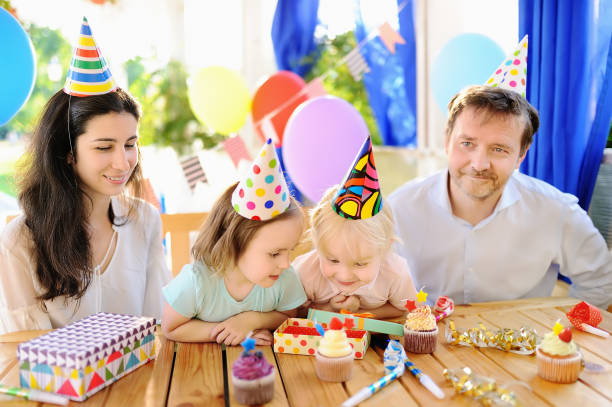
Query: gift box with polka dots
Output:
[[273, 318, 369, 359]]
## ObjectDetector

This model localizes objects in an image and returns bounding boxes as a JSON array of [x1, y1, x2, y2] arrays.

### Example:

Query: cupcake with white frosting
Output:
[[315, 317, 354, 382], [536, 322, 581, 383]]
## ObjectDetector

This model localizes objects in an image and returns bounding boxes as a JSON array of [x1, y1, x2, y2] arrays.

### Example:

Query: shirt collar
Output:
[[433, 170, 453, 213], [494, 172, 521, 213]]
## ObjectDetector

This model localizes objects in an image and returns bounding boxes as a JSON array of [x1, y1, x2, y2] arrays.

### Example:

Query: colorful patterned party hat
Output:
[[231, 138, 290, 221], [332, 136, 382, 220], [64, 17, 116, 97], [484, 35, 528, 97]]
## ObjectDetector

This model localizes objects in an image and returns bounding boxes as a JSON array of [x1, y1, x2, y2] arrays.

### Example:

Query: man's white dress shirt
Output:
[[388, 170, 612, 308]]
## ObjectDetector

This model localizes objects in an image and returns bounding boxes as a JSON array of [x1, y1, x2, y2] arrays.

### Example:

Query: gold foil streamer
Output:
[[443, 367, 522, 407], [446, 320, 537, 355]]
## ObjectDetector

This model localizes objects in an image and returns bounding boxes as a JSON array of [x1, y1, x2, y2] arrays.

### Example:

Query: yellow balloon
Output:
[[188, 66, 252, 134]]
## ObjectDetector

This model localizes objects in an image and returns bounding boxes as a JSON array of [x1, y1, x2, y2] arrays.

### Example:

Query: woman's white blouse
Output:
[[0, 198, 171, 334]]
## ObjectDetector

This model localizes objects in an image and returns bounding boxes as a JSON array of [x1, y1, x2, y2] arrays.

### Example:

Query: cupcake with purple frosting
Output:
[[232, 336, 275, 404]]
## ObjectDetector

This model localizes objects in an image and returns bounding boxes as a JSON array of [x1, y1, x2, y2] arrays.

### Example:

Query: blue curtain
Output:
[[271, 0, 320, 77], [271, 0, 320, 203], [519, 0, 612, 210], [354, 0, 417, 146]]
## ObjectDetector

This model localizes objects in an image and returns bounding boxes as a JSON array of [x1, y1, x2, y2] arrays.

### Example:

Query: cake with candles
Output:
[[315, 317, 354, 382], [536, 321, 582, 383], [403, 289, 438, 354], [231, 337, 275, 404]]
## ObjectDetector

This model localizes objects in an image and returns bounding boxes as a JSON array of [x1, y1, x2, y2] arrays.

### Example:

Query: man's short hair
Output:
[[446, 85, 540, 155]]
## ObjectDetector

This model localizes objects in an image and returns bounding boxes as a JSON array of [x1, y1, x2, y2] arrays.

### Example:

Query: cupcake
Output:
[[315, 317, 354, 382], [403, 304, 438, 353], [536, 323, 582, 384], [232, 337, 275, 404]]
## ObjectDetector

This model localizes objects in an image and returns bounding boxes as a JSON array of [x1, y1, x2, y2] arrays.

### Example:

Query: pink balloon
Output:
[[282, 96, 369, 202]]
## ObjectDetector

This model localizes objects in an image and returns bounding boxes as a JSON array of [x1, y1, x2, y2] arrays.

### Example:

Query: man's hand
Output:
[[329, 294, 360, 313], [210, 312, 258, 346]]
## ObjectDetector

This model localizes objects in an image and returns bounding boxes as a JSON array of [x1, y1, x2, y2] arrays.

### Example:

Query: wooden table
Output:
[[1, 297, 610, 406]]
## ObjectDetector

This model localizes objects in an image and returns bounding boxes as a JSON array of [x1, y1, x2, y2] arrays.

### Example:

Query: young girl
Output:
[[293, 137, 417, 319], [0, 17, 170, 334], [162, 139, 307, 346]]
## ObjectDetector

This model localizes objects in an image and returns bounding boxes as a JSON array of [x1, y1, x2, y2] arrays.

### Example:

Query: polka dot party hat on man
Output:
[[64, 17, 117, 97], [484, 35, 528, 97], [231, 138, 290, 220], [332, 135, 382, 220]]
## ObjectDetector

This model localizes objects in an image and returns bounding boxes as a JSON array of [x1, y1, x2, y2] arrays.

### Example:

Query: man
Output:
[[388, 85, 612, 309]]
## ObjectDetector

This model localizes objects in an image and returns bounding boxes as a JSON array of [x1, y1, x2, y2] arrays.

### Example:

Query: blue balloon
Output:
[[430, 33, 504, 114], [0, 8, 36, 126]]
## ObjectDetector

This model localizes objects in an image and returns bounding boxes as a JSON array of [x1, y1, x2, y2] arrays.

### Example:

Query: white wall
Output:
[[416, 0, 519, 154]]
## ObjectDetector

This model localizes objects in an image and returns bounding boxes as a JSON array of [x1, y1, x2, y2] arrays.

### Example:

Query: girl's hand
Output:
[[210, 313, 256, 346], [251, 329, 273, 346], [329, 294, 360, 313]]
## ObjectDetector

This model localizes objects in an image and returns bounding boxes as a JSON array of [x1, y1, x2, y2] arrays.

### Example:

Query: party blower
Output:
[[341, 340, 443, 406]]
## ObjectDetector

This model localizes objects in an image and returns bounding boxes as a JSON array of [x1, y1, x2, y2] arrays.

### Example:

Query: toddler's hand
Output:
[[251, 329, 273, 346], [330, 294, 360, 313], [210, 313, 256, 346]]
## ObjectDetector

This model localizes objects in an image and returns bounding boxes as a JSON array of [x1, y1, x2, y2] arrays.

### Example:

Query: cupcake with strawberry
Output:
[[536, 321, 582, 383], [403, 288, 438, 353], [315, 317, 355, 382], [232, 336, 275, 404]]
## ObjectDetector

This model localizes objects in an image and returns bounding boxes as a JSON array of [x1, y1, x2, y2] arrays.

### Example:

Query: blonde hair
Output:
[[191, 182, 303, 275], [309, 185, 396, 260]]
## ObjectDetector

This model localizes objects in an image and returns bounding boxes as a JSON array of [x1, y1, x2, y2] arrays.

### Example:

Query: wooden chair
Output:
[[161, 212, 208, 276]]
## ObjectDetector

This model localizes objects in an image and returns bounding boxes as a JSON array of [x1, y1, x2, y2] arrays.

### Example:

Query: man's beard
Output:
[[454, 168, 501, 201]]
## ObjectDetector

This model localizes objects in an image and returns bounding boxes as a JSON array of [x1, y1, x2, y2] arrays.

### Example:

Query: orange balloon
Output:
[[251, 71, 308, 147]]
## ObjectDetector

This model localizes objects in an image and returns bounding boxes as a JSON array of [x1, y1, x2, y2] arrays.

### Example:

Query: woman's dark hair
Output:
[[17, 88, 143, 302]]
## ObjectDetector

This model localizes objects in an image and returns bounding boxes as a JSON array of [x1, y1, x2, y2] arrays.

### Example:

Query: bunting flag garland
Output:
[[64, 17, 116, 97], [345, 47, 371, 81], [304, 77, 327, 99], [378, 22, 406, 54], [180, 155, 207, 191], [222, 135, 252, 169], [258, 116, 280, 146]]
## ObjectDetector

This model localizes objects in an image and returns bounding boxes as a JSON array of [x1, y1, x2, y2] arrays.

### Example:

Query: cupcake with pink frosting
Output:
[[403, 291, 438, 353], [231, 337, 275, 404]]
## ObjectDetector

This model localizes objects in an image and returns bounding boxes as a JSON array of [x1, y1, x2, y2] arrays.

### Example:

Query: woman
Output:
[[0, 18, 169, 334], [0, 87, 170, 334]]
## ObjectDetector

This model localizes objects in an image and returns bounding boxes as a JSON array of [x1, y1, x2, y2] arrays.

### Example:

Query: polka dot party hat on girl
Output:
[[231, 138, 290, 220], [64, 17, 117, 97], [332, 135, 382, 220], [484, 35, 528, 97]]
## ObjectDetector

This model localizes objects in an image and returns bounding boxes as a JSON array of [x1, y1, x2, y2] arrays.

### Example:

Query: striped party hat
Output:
[[231, 139, 291, 221], [332, 136, 382, 220], [484, 35, 528, 98], [64, 17, 116, 97]]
